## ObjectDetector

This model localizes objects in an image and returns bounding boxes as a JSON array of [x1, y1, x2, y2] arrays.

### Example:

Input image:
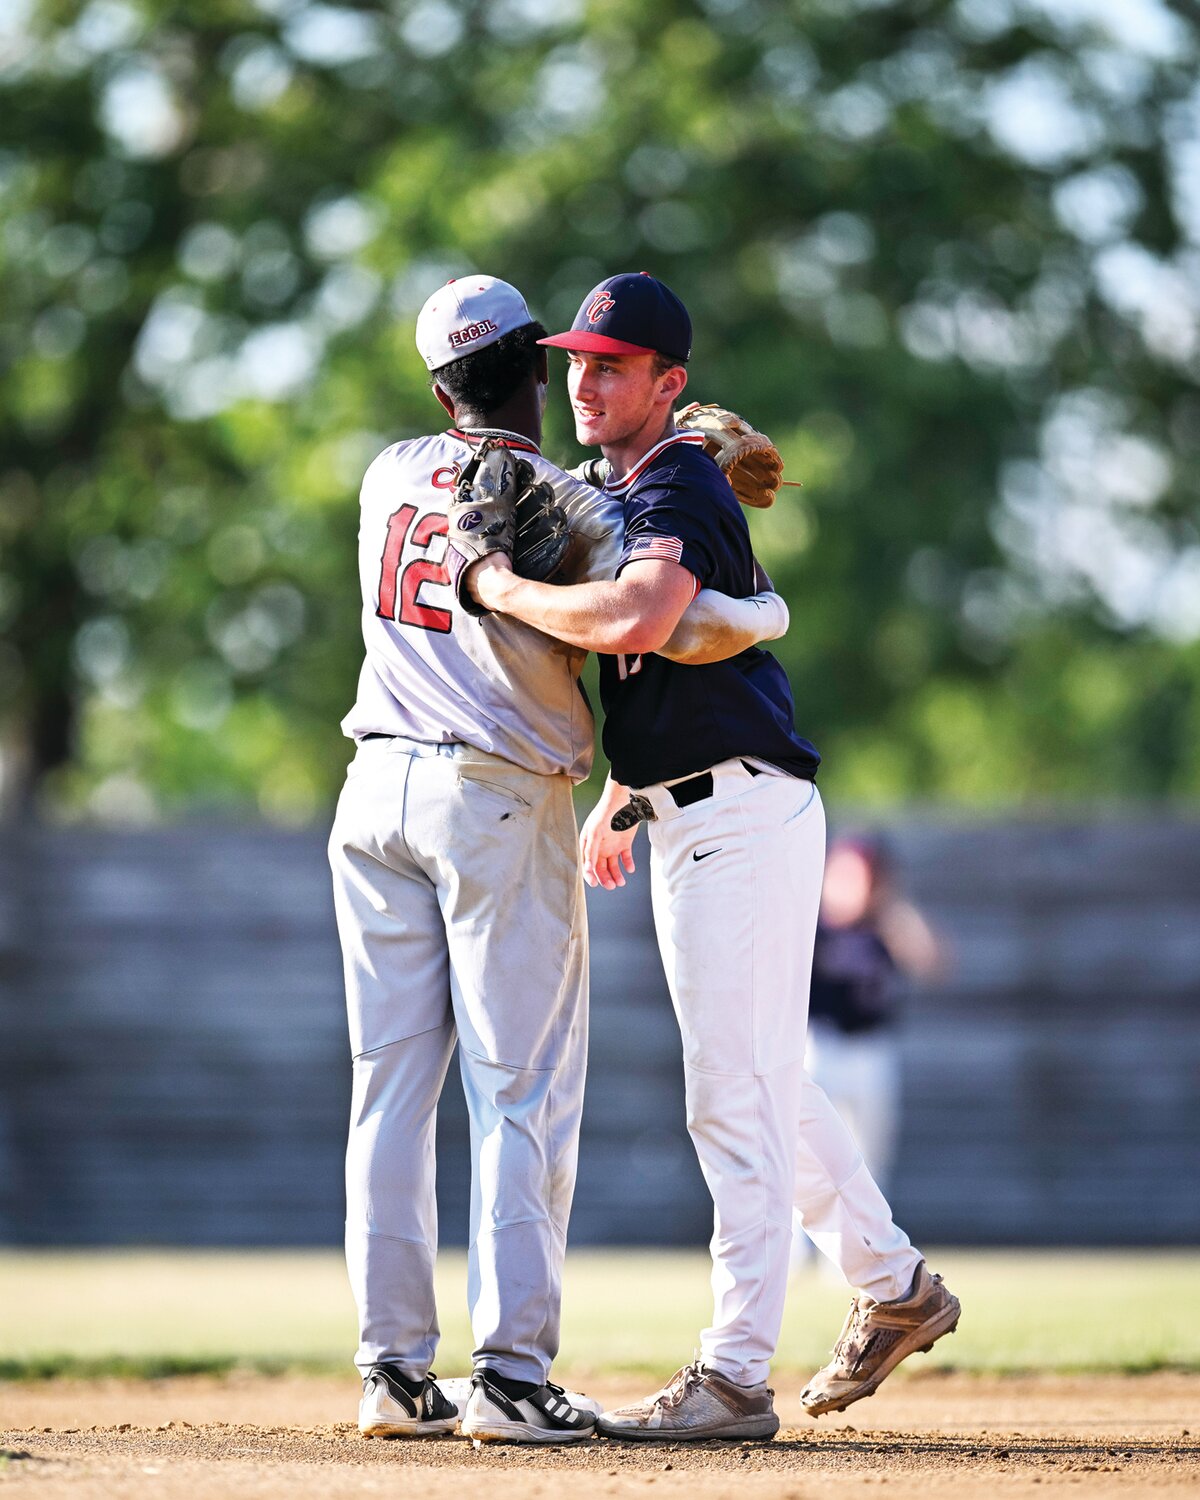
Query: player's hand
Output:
[[580, 798, 638, 891], [467, 554, 516, 611]]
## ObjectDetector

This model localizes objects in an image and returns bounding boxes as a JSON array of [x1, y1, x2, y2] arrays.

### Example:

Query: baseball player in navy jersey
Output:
[[468, 272, 961, 1440], [328, 274, 790, 1445]]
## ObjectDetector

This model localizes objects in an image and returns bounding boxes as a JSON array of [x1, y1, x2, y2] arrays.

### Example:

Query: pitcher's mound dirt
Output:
[[3, 1372, 1197, 1497]]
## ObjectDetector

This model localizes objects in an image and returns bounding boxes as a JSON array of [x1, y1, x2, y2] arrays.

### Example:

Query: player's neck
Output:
[[455, 391, 543, 449], [602, 409, 678, 481]]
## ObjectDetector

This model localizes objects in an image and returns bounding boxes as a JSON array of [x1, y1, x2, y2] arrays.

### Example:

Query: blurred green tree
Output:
[[1, 0, 1198, 820]]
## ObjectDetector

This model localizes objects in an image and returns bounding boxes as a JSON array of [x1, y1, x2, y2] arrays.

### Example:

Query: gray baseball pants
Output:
[[328, 735, 588, 1384]]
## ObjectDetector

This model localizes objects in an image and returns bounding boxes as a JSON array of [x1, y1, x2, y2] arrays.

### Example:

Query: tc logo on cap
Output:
[[539, 273, 692, 363], [586, 294, 616, 324]]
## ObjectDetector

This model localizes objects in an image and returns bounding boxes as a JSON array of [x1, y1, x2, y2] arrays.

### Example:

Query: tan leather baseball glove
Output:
[[676, 402, 785, 509]]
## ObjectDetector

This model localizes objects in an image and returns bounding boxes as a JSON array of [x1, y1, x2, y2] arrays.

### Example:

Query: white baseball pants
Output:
[[328, 736, 588, 1385], [642, 761, 920, 1386]]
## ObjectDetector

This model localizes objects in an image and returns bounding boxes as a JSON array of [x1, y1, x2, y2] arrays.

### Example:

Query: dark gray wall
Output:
[[1, 817, 1197, 1247]]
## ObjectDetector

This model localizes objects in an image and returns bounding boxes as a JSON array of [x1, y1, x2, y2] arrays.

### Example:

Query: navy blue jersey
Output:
[[809, 923, 899, 1036], [597, 433, 821, 789]]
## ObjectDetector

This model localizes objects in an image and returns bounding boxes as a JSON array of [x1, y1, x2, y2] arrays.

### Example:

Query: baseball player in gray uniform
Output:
[[467, 272, 961, 1441], [329, 275, 789, 1445]]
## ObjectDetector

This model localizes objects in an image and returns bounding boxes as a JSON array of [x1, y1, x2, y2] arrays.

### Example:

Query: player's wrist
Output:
[[600, 779, 630, 813], [468, 555, 516, 611]]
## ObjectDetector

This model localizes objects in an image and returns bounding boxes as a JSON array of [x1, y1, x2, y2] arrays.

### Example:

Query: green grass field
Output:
[[1, 1249, 1196, 1381]]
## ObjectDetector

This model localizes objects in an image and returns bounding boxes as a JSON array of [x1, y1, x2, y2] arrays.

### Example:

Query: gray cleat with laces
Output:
[[801, 1260, 961, 1417], [598, 1361, 779, 1442]]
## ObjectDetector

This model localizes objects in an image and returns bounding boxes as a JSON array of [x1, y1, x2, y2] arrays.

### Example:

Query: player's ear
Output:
[[660, 364, 688, 404], [432, 382, 455, 419], [536, 346, 549, 385]]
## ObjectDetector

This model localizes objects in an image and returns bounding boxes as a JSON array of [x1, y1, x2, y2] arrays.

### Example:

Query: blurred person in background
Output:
[[793, 835, 947, 1267]]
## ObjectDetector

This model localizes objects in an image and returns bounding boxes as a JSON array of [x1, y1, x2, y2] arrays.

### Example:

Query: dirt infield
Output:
[[2, 1372, 1196, 1498]]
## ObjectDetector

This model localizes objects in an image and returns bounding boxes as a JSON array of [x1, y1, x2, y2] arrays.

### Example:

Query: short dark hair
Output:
[[433, 320, 547, 414], [651, 351, 684, 379]]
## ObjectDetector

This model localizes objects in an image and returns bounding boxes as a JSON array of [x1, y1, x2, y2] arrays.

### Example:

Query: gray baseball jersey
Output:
[[341, 428, 622, 781]]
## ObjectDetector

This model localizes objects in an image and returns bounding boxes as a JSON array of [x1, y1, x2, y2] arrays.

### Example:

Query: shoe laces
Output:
[[659, 1361, 705, 1410], [830, 1296, 870, 1369]]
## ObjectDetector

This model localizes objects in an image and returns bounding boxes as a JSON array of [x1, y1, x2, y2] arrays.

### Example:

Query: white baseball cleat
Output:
[[460, 1371, 597, 1445], [437, 1374, 601, 1424], [358, 1365, 459, 1437]]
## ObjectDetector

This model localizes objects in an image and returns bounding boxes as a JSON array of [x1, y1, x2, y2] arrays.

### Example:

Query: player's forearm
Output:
[[659, 589, 789, 665], [473, 568, 675, 655]]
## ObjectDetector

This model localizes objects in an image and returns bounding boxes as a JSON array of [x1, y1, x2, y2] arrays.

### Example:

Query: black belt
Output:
[[359, 733, 465, 751], [667, 760, 762, 808], [611, 763, 765, 832], [361, 733, 461, 744]]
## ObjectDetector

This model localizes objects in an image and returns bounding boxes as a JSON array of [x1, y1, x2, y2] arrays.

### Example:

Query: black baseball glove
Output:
[[446, 439, 519, 616], [511, 458, 572, 584], [448, 441, 573, 617]]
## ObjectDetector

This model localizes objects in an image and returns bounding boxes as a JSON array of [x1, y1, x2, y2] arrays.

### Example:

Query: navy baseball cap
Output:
[[539, 272, 692, 363]]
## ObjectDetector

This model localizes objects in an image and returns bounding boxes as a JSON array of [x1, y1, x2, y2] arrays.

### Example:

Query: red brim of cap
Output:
[[537, 331, 657, 356]]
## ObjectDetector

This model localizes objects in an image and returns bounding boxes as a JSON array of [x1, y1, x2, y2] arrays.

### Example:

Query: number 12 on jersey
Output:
[[377, 504, 451, 633]]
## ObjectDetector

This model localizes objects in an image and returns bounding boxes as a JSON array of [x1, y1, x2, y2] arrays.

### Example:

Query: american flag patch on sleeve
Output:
[[627, 534, 685, 564]]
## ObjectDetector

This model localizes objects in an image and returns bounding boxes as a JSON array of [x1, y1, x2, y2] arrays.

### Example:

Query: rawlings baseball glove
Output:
[[446, 439, 519, 616], [676, 402, 785, 508], [447, 440, 574, 616], [511, 457, 573, 583]]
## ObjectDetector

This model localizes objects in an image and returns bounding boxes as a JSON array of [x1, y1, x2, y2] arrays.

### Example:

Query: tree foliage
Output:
[[2, 0, 1199, 820]]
